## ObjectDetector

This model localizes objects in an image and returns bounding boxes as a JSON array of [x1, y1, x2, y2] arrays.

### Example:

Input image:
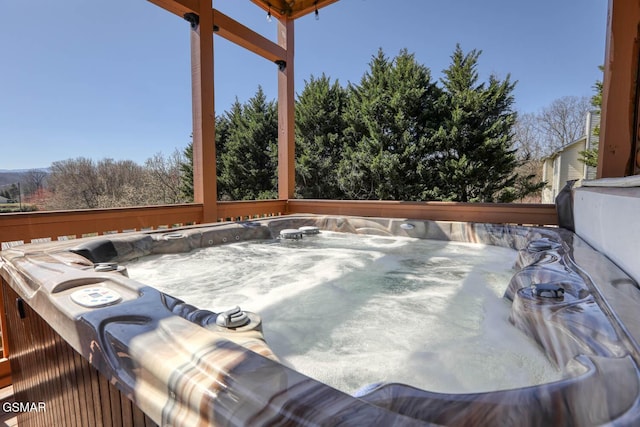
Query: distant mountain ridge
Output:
[[0, 168, 50, 188], [0, 168, 49, 173]]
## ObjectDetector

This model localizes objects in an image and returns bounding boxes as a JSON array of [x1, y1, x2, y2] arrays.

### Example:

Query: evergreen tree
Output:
[[214, 114, 230, 198], [338, 49, 441, 200], [179, 115, 231, 202], [218, 87, 278, 200], [579, 65, 603, 168], [590, 65, 604, 110], [295, 74, 347, 199], [425, 44, 542, 202], [179, 141, 194, 201]]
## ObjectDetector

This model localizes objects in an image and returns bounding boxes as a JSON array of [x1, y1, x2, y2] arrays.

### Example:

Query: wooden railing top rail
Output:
[[288, 199, 558, 226]]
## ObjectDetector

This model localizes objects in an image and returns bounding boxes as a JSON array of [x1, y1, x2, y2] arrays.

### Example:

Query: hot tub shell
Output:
[[1, 215, 640, 426]]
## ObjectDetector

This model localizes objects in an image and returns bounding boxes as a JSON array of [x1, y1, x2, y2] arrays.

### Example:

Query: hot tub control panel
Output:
[[71, 287, 122, 308]]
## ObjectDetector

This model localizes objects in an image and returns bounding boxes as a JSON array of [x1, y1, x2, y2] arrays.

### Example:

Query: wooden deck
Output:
[[0, 385, 17, 427]]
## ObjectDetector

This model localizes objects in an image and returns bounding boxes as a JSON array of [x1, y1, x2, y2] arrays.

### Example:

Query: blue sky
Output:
[[0, 0, 607, 170]]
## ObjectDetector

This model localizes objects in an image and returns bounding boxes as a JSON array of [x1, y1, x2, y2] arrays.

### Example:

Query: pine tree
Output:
[[338, 49, 441, 200], [295, 74, 347, 199], [425, 44, 542, 202], [179, 141, 194, 202], [218, 87, 278, 200], [579, 65, 603, 168], [179, 116, 230, 202]]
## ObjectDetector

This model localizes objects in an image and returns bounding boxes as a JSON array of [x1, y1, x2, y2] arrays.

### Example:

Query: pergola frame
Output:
[[147, 0, 335, 223], [147, 0, 640, 223]]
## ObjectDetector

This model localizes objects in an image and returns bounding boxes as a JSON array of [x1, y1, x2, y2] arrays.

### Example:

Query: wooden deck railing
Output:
[[0, 201, 288, 249], [0, 204, 204, 249], [0, 198, 557, 388], [217, 199, 287, 221], [287, 199, 558, 226]]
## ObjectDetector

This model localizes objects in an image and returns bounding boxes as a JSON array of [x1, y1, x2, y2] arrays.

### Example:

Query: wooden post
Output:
[[190, 0, 218, 222], [598, 0, 640, 178], [277, 18, 295, 200]]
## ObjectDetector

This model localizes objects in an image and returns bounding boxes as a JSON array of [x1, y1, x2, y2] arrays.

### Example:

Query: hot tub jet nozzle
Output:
[[531, 283, 565, 299], [216, 306, 250, 328]]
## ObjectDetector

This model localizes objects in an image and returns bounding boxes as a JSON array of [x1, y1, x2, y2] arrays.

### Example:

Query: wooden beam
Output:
[[288, 0, 340, 20], [190, 0, 217, 222], [277, 18, 296, 200], [598, 0, 640, 177], [146, 0, 198, 19], [250, 0, 340, 20], [148, 2, 285, 63], [213, 9, 286, 63]]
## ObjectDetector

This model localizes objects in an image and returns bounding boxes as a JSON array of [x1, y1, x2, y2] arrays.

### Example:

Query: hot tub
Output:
[[1, 215, 640, 426]]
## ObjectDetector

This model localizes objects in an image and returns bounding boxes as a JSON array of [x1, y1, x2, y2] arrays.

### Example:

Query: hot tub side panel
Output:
[[1, 280, 158, 427]]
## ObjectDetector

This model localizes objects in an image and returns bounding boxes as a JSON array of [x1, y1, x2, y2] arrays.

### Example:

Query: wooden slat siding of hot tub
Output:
[[0, 385, 17, 426], [0, 359, 10, 389], [1, 282, 158, 427], [0, 274, 10, 388], [287, 200, 559, 226]]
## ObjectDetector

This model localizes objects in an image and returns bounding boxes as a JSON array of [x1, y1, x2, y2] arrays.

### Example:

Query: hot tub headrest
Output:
[[69, 239, 118, 263]]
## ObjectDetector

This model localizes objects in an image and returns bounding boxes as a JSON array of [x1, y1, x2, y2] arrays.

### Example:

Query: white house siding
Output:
[[541, 137, 587, 203], [540, 111, 600, 203], [541, 158, 554, 203], [585, 111, 600, 180], [565, 141, 587, 183]]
